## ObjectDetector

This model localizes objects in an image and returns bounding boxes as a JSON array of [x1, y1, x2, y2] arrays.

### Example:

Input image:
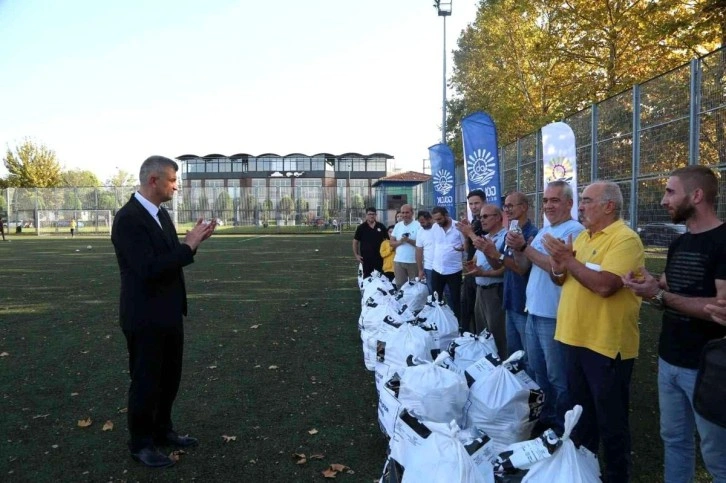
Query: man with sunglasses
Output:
[[353, 207, 388, 278]]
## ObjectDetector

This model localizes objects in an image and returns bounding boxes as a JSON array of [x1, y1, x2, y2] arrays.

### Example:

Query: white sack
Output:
[[401, 420, 490, 483], [395, 278, 430, 314], [415, 295, 460, 352], [375, 323, 434, 393], [447, 331, 499, 372], [397, 354, 468, 425], [464, 351, 545, 445], [523, 405, 601, 482]]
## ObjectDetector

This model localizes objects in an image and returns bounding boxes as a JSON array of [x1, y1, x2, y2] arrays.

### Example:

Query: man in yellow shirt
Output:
[[543, 181, 644, 483]]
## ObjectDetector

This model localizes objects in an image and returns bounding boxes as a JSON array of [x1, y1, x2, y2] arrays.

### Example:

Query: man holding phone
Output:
[[390, 204, 420, 288]]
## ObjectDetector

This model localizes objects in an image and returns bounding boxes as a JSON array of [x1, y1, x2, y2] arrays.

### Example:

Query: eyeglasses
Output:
[[480, 213, 499, 219], [503, 203, 523, 210], [366, 213, 376, 216]]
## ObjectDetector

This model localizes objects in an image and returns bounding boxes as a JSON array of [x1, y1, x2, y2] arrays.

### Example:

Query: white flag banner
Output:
[[541, 122, 577, 226]]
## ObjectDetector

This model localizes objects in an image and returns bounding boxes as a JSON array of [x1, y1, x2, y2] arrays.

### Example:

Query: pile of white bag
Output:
[[356, 272, 599, 482]]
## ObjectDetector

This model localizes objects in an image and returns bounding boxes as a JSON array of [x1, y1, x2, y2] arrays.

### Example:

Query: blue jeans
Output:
[[526, 314, 569, 434], [659, 357, 726, 483], [506, 310, 529, 373]]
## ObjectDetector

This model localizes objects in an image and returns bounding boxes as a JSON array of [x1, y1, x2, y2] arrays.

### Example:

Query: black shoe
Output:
[[155, 431, 198, 448], [130, 446, 175, 468]]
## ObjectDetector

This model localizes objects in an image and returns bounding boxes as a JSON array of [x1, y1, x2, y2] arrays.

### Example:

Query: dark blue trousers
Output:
[[563, 344, 634, 483]]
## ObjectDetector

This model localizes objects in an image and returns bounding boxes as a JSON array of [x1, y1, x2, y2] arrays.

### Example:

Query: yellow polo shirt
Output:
[[555, 219, 644, 359]]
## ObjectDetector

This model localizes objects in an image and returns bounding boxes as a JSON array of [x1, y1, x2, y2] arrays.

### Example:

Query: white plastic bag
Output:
[[378, 373, 403, 438], [362, 270, 395, 303], [375, 323, 435, 393], [401, 420, 491, 483], [398, 354, 469, 425], [395, 278, 430, 314], [360, 298, 396, 371], [447, 332, 499, 372], [416, 295, 460, 351], [522, 406, 601, 482], [464, 351, 544, 445]]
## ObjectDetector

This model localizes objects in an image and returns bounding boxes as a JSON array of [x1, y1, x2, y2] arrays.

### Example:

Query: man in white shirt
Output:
[[430, 206, 466, 326], [390, 204, 421, 288], [415, 210, 437, 295]]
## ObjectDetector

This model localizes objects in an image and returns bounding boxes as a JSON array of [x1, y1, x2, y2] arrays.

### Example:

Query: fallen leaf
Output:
[[330, 464, 350, 472], [322, 468, 337, 479], [80, 350, 89, 354], [77, 418, 92, 428], [310, 454, 325, 460], [296, 457, 307, 465], [268, 365, 278, 370], [169, 450, 185, 462], [208, 365, 217, 369], [292, 452, 306, 459], [70, 392, 79, 397], [0, 352, 9, 357], [222, 435, 237, 443], [346, 470, 355, 474], [51, 444, 59, 449], [308, 428, 318, 435], [250, 324, 260, 329], [118, 407, 128, 414], [32, 414, 50, 419], [102, 420, 114, 431]]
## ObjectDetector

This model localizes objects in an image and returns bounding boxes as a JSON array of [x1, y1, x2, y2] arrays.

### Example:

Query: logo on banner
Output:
[[545, 156, 574, 183], [467, 148, 496, 186], [433, 169, 453, 196]]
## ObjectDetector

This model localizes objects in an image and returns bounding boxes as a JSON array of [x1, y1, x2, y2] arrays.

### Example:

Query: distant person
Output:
[[544, 181, 644, 482], [332, 219, 338, 232], [70, 218, 77, 237], [395, 211, 403, 223], [0, 216, 5, 241], [390, 204, 421, 287], [112, 155, 216, 468], [623, 165, 726, 482], [379, 225, 396, 283], [353, 208, 388, 278]]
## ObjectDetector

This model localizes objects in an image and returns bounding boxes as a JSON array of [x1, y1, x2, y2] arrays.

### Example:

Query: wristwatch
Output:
[[519, 242, 528, 252], [650, 289, 666, 310], [498, 253, 505, 262]]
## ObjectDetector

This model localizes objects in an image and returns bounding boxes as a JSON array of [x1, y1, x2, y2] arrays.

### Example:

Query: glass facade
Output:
[[181, 154, 389, 174]]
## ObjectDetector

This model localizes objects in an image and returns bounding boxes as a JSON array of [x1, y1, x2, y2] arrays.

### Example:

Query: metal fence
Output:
[[421, 46, 726, 229], [0, 185, 384, 234]]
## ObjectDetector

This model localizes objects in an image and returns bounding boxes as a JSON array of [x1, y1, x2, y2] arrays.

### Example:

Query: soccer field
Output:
[[0, 235, 710, 481]]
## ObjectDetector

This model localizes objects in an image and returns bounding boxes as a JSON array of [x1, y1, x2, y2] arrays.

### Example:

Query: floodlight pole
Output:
[[435, 1, 452, 144]]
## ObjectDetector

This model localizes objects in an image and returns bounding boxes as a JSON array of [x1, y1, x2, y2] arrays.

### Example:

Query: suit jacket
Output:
[[112, 195, 195, 331]]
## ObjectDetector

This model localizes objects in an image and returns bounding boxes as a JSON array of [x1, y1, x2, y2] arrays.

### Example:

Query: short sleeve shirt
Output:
[[392, 220, 421, 263], [354, 222, 388, 257]]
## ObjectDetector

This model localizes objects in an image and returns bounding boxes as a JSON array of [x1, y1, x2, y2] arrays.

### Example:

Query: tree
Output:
[[450, 0, 723, 147], [61, 169, 101, 187], [106, 169, 136, 187], [3, 139, 62, 187], [279, 196, 294, 222]]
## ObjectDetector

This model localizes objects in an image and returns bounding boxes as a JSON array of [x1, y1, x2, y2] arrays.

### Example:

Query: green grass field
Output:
[[0, 236, 709, 482]]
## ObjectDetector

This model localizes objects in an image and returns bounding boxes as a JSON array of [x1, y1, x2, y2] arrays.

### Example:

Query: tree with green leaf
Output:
[[106, 169, 136, 187], [3, 139, 62, 187], [61, 169, 101, 187]]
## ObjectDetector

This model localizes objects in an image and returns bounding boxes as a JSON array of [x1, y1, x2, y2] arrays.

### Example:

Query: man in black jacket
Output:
[[112, 155, 215, 468]]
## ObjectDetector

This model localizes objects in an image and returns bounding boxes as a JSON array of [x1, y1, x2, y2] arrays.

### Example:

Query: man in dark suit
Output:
[[112, 155, 215, 468]]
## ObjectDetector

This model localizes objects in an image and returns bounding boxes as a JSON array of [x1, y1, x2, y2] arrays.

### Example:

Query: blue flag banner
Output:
[[461, 112, 501, 207], [428, 143, 456, 216], [542, 121, 578, 226]]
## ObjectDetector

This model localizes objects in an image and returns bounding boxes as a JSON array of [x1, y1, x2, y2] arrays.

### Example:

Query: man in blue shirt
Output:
[[506, 180, 584, 434]]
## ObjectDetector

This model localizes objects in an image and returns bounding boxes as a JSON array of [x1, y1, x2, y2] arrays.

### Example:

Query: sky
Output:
[[0, 0, 479, 183]]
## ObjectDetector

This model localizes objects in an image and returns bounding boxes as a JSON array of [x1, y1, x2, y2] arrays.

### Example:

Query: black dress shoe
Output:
[[156, 431, 198, 448], [130, 446, 175, 468]]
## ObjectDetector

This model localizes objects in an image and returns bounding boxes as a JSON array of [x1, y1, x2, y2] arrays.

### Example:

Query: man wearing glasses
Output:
[[353, 207, 388, 278], [478, 192, 538, 366]]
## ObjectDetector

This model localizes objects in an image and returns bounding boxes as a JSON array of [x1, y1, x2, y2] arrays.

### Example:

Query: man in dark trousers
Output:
[[352, 207, 388, 278], [112, 155, 215, 468]]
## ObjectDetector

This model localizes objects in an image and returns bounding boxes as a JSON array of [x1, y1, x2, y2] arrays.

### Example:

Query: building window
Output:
[[252, 179, 267, 205]]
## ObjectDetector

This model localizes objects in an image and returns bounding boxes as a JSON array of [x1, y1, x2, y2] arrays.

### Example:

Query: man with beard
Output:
[[429, 206, 466, 322], [353, 207, 388, 278], [460, 189, 486, 333], [415, 210, 437, 295], [623, 166, 726, 482], [544, 181, 643, 482]]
